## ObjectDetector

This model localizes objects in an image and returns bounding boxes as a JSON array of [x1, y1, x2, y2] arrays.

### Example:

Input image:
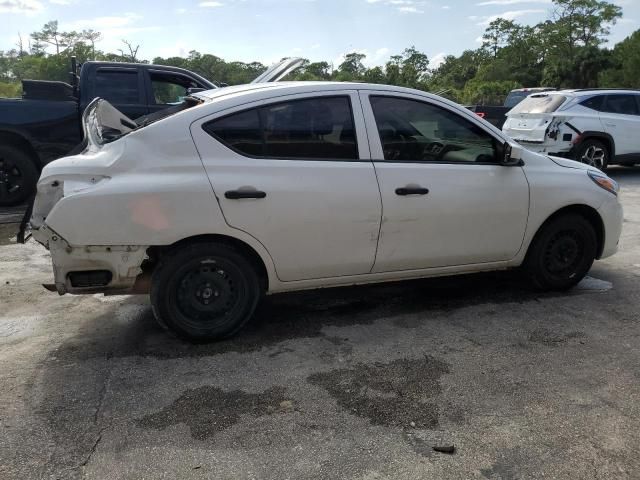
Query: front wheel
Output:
[[524, 214, 597, 291], [573, 139, 609, 171], [151, 243, 262, 342]]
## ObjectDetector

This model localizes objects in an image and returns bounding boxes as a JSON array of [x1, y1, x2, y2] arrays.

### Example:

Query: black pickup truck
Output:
[[0, 60, 215, 206]]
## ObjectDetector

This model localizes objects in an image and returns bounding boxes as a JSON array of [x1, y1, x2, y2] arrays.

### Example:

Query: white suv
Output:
[[502, 89, 640, 170]]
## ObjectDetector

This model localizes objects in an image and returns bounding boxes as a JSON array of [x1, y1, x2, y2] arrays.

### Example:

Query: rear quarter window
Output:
[[509, 94, 567, 114], [580, 95, 605, 111]]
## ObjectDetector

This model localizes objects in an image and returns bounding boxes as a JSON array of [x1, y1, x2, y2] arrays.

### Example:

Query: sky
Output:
[[0, 0, 638, 70]]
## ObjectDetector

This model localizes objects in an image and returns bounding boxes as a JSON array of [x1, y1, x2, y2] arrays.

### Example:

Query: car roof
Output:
[[546, 88, 640, 97], [193, 81, 457, 105]]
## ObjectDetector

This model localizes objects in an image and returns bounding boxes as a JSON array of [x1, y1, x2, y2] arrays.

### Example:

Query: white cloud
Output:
[[175, 7, 187, 14], [470, 8, 545, 25], [442, 5, 450, 9], [59, 12, 160, 53], [399, 5, 424, 13], [365, 0, 426, 14], [430, 52, 447, 69], [0, 0, 43, 14], [477, 0, 550, 5], [199, 1, 223, 6], [49, 0, 71, 4]]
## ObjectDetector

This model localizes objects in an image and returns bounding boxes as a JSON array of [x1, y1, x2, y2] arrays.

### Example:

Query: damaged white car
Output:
[[25, 82, 623, 342], [502, 89, 640, 170]]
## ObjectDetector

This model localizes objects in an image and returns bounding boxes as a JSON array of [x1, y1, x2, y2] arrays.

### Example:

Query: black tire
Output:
[[150, 242, 262, 343], [524, 214, 598, 291], [0, 145, 39, 207], [572, 139, 609, 171]]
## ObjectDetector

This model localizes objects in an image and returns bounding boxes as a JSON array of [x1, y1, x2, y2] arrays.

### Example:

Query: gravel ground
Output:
[[1, 168, 639, 480]]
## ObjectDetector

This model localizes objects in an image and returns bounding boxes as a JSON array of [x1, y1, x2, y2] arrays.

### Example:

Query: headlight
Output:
[[588, 170, 618, 196]]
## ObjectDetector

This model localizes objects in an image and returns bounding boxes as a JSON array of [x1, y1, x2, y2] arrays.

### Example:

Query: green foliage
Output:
[[0, 1, 635, 108], [599, 30, 640, 87], [0, 82, 21, 97]]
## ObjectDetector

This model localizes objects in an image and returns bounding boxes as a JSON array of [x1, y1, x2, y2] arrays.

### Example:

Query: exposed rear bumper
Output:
[[32, 224, 148, 295]]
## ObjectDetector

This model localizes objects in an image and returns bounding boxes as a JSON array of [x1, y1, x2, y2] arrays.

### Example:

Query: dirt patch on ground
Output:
[[308, 356, 450, 429]]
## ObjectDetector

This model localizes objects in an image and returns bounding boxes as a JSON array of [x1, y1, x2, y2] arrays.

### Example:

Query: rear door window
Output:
[[94, 69, 140, 104], [509, 94, 567, 115], [203, 96, 358, 160], [602, 94, 639, 115]]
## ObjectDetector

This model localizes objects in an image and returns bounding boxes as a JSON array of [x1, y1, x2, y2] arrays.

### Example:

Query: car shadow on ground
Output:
[[50, 269, 576, 362]]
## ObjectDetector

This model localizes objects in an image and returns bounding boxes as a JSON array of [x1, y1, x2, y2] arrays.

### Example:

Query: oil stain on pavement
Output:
[[308, 356, 450, 429], [136, 386, 293, 440]]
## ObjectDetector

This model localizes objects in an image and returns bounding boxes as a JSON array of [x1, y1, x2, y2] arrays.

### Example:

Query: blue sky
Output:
[[0, 0, 638, 69]]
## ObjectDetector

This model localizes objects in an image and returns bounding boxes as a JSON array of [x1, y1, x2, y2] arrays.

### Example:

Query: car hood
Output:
[[251, 58, 304, 83]]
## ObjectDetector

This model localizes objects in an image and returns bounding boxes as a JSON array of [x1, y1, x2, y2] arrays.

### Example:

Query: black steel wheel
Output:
[[151, 242, 261, 342], [573, 139, 609, 171], [0, 145, 38, 207], [524, 214, 598, 291]]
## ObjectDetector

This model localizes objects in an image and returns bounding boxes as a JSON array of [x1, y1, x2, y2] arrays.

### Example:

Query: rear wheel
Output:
[[524, 214, 597, 291], [573, 139, 609, 171], [0, 145, 38, 207], [151, 242, 262, 342]]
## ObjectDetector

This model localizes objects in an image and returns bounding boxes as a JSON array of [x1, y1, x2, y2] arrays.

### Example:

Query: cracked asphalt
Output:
[[1, 168, 639, 480]]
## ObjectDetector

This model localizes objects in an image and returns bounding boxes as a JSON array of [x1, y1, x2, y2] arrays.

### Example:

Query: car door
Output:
[[599, 94, 640, 157], [360, 91, 529, 273], [190, 91, 382, 282]]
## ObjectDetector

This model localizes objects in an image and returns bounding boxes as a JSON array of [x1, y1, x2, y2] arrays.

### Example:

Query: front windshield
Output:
[[510, 94, 567, 114]]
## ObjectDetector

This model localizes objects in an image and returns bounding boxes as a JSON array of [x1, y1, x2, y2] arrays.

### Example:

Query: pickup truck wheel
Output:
[[524, 214, 597, 291], [0, 145, 38, 207], [150, 243, 261, 343], [573, 139, 609, 171]]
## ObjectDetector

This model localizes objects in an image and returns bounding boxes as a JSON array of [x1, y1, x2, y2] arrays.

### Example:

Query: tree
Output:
[[336, 52, 366, 80], [118, 40, 141, 62], [599, 29, 640, 87], [482, 19, 517, 57], [31, 21, 67, 55], [82, 29, 102, 60], [550, 0, 622, 59]]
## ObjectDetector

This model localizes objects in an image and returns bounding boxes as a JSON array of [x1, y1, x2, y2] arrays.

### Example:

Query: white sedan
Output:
[[28, 82, 623, 342]]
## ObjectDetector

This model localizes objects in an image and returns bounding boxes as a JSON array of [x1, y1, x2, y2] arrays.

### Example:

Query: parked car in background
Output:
[[0, 57, 302, 206], [502, 89, 640, 170], [26, 82, 622, 342], [466, 87, 555, 129]]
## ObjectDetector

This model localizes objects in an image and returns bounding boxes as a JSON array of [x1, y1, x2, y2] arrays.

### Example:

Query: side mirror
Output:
[[500, 141, 524, 166]]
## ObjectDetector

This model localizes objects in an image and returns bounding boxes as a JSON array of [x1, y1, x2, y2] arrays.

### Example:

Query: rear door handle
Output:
[[395, 187, 429, 196], [224, 190, 267, 199]]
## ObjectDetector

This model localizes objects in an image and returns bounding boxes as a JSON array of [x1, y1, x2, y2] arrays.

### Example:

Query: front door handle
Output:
[[225, 190, 267, 199], [604, 122, 616, 127], [395, 187, 429, 196]]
